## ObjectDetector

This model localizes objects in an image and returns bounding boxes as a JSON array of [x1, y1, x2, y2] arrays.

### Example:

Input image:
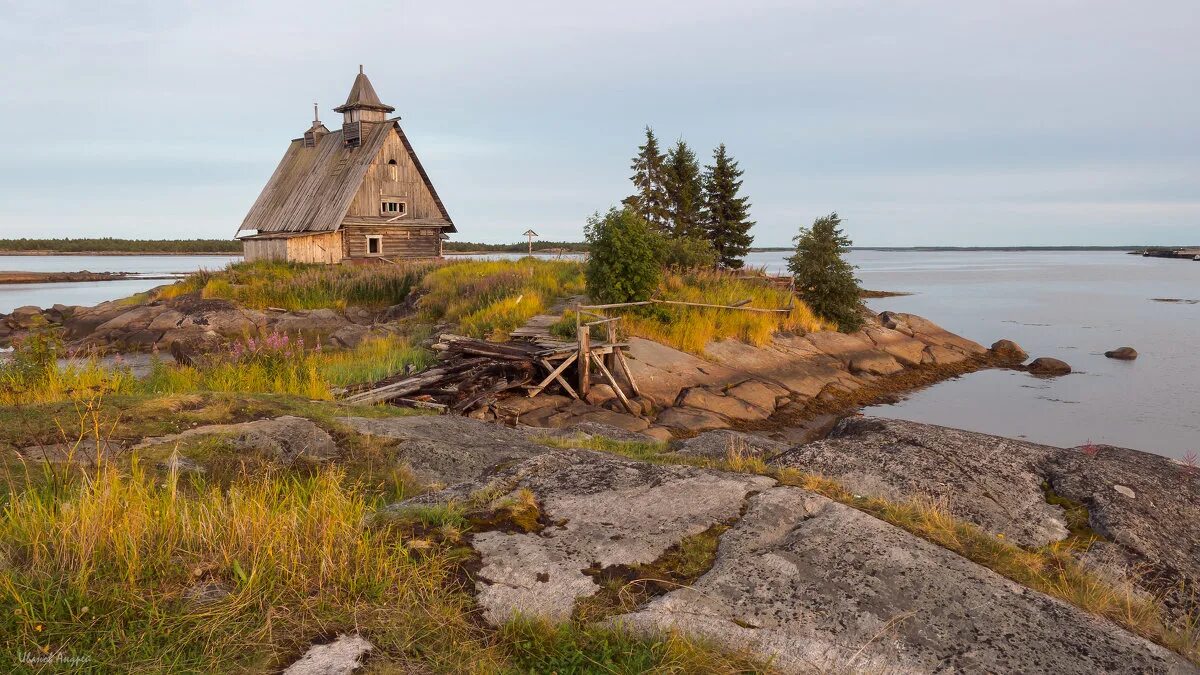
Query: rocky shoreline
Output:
[[0, 270, 144, 284], [4, 288, 1197, 672]]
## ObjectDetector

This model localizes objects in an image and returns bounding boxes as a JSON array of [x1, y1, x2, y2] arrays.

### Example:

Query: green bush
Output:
[[787, 212, 863, 332], [584, 208, 662, 304], [656, 234, 718, 271]]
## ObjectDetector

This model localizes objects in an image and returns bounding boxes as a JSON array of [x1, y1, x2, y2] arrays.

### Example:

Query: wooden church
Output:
[[236, 67, 455, 263]]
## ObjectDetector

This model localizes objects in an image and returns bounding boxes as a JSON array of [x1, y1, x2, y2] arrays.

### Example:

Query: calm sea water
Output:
[[4, 250, 1197, 458], [819, 250, 1196, 460], [0, 255, 240, 313]]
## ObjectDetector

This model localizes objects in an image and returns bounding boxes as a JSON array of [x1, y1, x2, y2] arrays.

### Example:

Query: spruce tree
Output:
[[787, 212, 863, 332], [701, 143, 755, 268], [663, 138, 703, 238], [621, 127, 670, 232]]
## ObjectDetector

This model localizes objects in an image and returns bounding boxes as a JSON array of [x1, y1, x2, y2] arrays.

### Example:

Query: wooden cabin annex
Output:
[[236, 67, 455, 263]]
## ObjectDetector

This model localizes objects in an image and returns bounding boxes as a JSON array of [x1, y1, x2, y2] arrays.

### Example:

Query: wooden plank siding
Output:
[[243, 232, 344, 263], [243, 238, 287, 262], [343, 225, 441, 259], [345, 130, 446, 221], [287, 231, 344, 264]]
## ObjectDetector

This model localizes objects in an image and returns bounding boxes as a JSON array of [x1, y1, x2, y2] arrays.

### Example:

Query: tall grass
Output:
[[1, 332, 430, 405], [158, 260, 435, 311], [556, 269, 834, 354], [418, 259, 585, 340], [0, 461, 495, 671]]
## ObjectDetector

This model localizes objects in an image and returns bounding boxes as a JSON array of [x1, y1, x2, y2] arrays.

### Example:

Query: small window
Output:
[[387, 159, 398, 180], [366, 235, 382, 255], [380, 200, 406, 216]]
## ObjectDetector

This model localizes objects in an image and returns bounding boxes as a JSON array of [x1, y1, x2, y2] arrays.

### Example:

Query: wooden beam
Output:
[[590, 352, 638, 416], [649, 298, 791, 314], [614, 348, 642, 398], [528, 353, 579, 398], [578, 301, 655, 310]]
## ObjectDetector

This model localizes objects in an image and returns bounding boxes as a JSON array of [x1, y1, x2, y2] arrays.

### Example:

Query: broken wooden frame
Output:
[[571, 295, 795, 414]]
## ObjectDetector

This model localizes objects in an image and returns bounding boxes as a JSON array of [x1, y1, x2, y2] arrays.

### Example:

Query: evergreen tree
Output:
[[584, 207, 662, 304], [662, 138, 704, 238], [621, 127, 670, 232], [787, 212, 863, 332], [701, 144, 754, 268]]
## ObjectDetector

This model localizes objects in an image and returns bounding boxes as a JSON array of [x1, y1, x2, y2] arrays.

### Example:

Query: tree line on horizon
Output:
[[0, 238, 242, 253], [621, 127, 755, 269]]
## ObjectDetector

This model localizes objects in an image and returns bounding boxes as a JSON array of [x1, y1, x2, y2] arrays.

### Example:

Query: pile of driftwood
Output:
[[340, 334, 570, 412]]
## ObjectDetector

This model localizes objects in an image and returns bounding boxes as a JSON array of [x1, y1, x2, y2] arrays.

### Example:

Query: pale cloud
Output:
[[0, 0, 1196, 245]]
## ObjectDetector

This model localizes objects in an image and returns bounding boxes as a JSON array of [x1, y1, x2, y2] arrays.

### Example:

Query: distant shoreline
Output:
[[0, 251, 240, 257]]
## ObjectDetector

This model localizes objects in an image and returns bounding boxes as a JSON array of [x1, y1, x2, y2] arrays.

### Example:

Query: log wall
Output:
[[343, 225, 441, 259]]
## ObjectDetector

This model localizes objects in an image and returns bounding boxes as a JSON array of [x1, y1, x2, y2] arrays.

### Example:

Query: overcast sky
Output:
[[1, 0, 1196, 246]]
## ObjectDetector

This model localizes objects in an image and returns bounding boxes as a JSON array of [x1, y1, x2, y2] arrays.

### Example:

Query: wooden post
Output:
[[605, 313, 617, 371], [577, 307, 590, 397]]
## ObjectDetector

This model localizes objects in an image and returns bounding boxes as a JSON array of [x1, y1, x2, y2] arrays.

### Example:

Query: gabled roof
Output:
[[334, 69, 395, 114], [237, 120, 454, 236]]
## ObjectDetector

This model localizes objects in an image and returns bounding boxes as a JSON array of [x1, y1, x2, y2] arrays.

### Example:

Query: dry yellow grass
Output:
[[619, 269, 833, 354]]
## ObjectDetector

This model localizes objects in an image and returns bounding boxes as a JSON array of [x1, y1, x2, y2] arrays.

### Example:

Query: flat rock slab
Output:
[[773, 417, 1069, 547], [132, 415, 338, 465], [616, 487, 1192, 674], [669, 429, 790, 461], [1045, 444, 1200, 616], [283, 634, 373, 675], [776, 416, 1200, 622], [404, 450, 773, 625], [336, 415, 554, 485]]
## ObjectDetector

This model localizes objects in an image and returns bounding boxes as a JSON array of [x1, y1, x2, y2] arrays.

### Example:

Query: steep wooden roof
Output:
[[335, 68, 394, 114], [237, 120, 455, 236]]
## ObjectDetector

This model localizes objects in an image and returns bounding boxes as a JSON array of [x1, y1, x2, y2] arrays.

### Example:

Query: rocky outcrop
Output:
[[1028, 356, 1072, 376], [990, 338, 1029, 362], [617, 487, 1190, 674], [1046, 443, 1200, 617], [1105, 346, 1139, 360], [335, 415, 557, 484], [773, 417, 1068, 547], [668, 429, 790, 461], [500, 311, 998, 441], [283, 634, 374, 675], [773, 417, 1200, 622], [405, 446, 1195, 673], [406, 450, 773, 625], [3, 295, 382, 354], [134, 416, 338, 465]]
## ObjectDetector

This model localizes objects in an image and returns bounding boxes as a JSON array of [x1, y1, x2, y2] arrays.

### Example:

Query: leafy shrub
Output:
[[787, 212, 863, 332], [584, 208, 662, 304], [656, 234, 718, 271]]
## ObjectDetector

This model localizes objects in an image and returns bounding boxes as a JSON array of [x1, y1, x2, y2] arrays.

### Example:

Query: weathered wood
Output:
[[578, 301, 655, 310], [650, 298, 791, 313], [578, 313, 590, 397], [614, 348, 642, 398], [590, 352, 638, 416], [528, 353, 579, 398], [236, 68, 455, 262], [396, 398, 448, 412]]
